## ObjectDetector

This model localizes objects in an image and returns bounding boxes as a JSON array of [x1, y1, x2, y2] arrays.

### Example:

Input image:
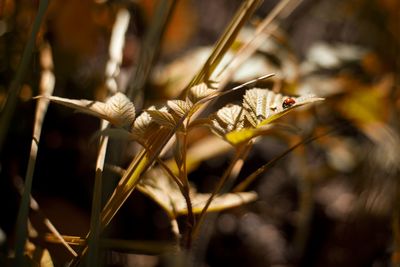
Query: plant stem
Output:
[[12, 14, 51, 265], [192, 142, 251, 240], [177, 126, 195, 249], [87, 120, 109, 267]]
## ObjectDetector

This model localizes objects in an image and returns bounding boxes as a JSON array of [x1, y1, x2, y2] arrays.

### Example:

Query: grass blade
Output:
[[127, 0, 178, 103], [233, 132, 331, 192], [13, 37, 53, 266], [185, 0, 262, 90], [13, 175, 78, 257], [0, 0, 49, 152], [86, 120, 109, 267], [218, 0, 296, 86]]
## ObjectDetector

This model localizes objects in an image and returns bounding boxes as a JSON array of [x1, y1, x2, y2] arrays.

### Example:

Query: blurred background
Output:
[[0, 0, 399, 266]]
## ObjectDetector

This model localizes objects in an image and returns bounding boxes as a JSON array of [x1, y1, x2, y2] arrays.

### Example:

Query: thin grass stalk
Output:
[[157, 156, 193, 247], [13, 175, 77, 257], [71, 8, 131, 264], [86, 120, 109, 267], [233, 132, 330, 192], [43, 219, 77, 257], [218, 0, 295, 87], [185, 0, 262, 90], [192, 142, 252, 239], [45, 234, 175, 255], [392, 205, 400, 267], [127, 0, 178, 103], [177, 124, 195, 248], [293, 160, 314, 259], [105, 8, 130, 94], [13, 38, 53, 267], [45, 234, 85, 246], [0, 0, 49, 152]]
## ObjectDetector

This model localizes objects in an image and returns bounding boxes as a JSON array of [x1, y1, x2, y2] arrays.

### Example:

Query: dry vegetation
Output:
[[0, 0, 399, 266]]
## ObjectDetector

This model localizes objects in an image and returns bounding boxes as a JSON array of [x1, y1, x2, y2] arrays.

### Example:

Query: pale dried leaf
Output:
[[146, 107, 177, 128], [132, 108, 155, 137], [243, 88, 324, 127], [187, 83, 217, 103], [105, 93, 136, 127], [38, 93, 135, 127], [167, 100, 193, 117], [211, 104, 244, 136]]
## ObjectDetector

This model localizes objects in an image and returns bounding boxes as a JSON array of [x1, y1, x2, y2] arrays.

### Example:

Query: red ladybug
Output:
[[282, 97, 296, 109]]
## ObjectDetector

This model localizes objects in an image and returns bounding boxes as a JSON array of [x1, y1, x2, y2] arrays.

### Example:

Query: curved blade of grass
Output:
[[185, 0, 262, 90], [13, 37, 53, 267], [45, 234, 85, 246], [192, 142, 252, 238], [86, 120, 109, 267], [0, 0, 49, 152], [233, 132, 331, 192], [127, 0, 178, 102], [217, 0, 295, 84], [13, 175, 77, 257]]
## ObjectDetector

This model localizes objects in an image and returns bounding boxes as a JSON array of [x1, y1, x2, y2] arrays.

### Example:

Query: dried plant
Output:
[[3, 0, 336, 266]]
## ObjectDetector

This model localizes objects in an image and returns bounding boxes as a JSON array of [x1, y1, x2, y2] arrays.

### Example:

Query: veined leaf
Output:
[[37, 92, 135, 127], [167, 99, 193, 117], [187, 83, 217, 103], [211, 89, 323, 145], [243, 88, 324, 127], [211, 104, 244, 136], [131, 107, 160, 140], [104, 93, 136, 127], [146, 106, 177, 128], [137, 169, 257, 218]]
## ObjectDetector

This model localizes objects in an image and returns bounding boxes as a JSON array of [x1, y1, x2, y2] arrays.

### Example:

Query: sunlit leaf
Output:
[[104, 93, 136, 127], [211, 104, 244, 136], [210, 88, 322, 145], [225, 127, 260, 145], [187, 83, 217, 103], [38, 92, 135, 127], [167, 99, 193, 117], [131, 107, 160, 139], [242, 88, 324, 127], [146, 106, 177, 128]]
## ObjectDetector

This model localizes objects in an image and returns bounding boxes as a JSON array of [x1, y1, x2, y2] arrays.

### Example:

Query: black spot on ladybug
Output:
[[282, 97, 296, 109]]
